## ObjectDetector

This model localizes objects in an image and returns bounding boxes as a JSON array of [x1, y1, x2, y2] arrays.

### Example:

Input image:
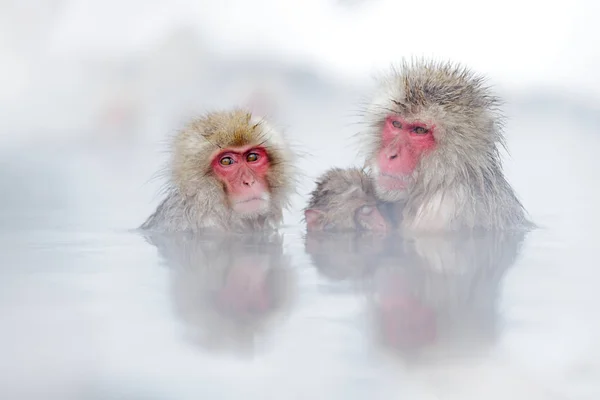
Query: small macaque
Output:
[[361, 60, 533, 232], [140, 109, 295, 232], [304, 167, 388, 232]]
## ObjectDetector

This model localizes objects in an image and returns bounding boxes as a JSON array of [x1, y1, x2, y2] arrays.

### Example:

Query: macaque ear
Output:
[[304, 209, 325, 232]]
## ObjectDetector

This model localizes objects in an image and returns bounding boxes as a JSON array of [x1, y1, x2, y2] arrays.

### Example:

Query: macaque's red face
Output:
[[375, 116, 436, 198], [212, 146, 271, 215]]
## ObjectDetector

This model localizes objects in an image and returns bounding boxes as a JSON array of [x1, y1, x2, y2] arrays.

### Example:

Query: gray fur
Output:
[[141, 109, 296, 233], [361, 59, 533, 232], [305, 167, 382, 231]]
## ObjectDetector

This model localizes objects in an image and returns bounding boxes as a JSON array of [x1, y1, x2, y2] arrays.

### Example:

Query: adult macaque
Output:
[[361, 60, 532, 232], [304, 167, 388, 232], [141, 109, 295, 232], [144, 231, 295, 353]]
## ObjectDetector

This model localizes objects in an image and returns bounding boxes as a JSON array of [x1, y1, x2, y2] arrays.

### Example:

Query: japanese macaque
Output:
[[141, 109, 295, 232], [304, 167, 389, 232], [360, 60, 532, 232], [144, 231, 295, 354]]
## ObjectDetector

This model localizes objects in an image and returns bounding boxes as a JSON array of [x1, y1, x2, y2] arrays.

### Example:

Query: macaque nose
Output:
[[384, 146, 400, 161], [242, 173, 255, 187]]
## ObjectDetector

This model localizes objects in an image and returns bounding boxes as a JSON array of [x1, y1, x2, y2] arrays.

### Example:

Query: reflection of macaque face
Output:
[[144, 232, 295, 354], [216, 254, 273, 317], [373, 265, 437, 350], [374, 266, 437, 350], [347, 230, 526, 359]]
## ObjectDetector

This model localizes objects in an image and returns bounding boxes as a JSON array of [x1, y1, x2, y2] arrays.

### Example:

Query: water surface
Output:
[[1, 100, 599, 400]]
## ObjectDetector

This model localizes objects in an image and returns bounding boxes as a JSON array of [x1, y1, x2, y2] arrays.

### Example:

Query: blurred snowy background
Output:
[[1, 0, 600, 228], [1, 1, 600, 399]]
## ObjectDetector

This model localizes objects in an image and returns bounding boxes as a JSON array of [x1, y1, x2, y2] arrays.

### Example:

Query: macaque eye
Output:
[[413, 126, 430, 135], [219, 156, 234, 166], [246, 152, 260, 162], [359, 205, 373, 215], [392, 121, 402, 129]]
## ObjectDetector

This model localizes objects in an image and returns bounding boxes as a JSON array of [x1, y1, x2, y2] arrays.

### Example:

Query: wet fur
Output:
[[305, 167, 382, 230], [141, 109, 295, 232], [361, 59, 533, 232]]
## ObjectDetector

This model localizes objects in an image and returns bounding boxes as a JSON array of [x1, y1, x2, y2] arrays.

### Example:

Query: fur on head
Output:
[[360, 59, 532, 231], [304, 167, 386, 231], [141, 109, 296, 232]]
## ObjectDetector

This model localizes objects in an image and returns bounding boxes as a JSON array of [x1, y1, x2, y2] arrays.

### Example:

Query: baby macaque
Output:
[[304, 167, 388, 232], [360, 60, 533, 232], [140, 109, 295, 232]]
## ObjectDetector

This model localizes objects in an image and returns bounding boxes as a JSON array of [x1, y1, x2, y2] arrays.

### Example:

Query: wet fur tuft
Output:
[[305, 167, 380, 230]]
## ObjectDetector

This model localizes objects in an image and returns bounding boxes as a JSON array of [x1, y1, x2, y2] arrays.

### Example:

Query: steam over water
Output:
[[2, 2, 600, 399]]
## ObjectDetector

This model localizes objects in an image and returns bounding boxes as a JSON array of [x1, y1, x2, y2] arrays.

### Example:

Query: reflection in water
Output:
[[305, 231, 387, 281], [143, 231, 296, 355], [306, 229, 527, 361]]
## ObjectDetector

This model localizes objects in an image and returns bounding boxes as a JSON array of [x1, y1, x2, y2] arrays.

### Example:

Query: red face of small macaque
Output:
[[376, 116, 436, 194], [212, 146, 271, 215]]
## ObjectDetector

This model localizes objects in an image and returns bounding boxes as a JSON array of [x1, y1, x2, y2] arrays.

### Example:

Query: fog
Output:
[[1, 1, 600, 399]]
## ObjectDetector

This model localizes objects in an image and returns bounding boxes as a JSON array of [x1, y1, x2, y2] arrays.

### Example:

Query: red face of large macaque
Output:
[[375, 116, 437, 198], [212, 146, 271, 215]]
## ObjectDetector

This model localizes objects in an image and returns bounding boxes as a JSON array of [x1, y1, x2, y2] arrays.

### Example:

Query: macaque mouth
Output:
[[378, 172, 411, 190], [232, 194, 270, 215]]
